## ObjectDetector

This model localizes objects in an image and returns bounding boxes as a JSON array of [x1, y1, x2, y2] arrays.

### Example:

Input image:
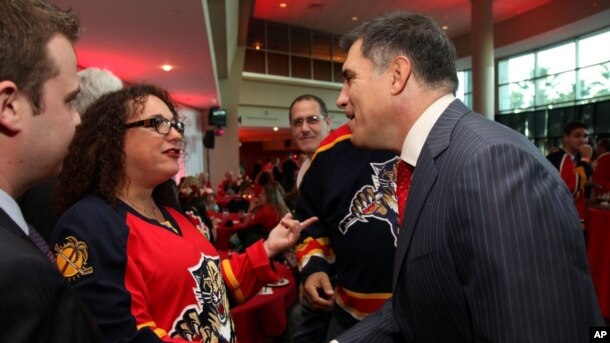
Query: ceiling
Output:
[[253, 0, 551, 37], [49, 0, 586, 143]]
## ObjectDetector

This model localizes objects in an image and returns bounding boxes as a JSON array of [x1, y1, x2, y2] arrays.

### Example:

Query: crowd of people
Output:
[[1, 1, 607, 342]]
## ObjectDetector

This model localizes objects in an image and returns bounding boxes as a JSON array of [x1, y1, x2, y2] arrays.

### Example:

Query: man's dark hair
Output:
[[0, 0, 80, 114], [288, 94, 328, 122], [340, 11, 458, 94], [563, 121, 588, 136]]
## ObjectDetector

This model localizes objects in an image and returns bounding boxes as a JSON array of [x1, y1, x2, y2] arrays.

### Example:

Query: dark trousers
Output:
[[293, 300, 359, 343]]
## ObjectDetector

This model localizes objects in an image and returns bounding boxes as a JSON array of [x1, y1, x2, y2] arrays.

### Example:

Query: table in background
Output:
[[231, 263, 298, 343], [586, 206, 610, 319]]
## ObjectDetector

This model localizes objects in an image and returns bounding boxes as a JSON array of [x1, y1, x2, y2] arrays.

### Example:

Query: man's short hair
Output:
[[563, 121, 588, 136], [75, 68, 124, 115], [339, 11, 458, 94], [0, 0, 80, 114], [288, 94, 329, 122]]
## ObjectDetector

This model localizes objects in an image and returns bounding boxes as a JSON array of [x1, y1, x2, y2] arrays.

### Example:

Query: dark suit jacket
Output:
[[0, 208, 102, 342], [335, 100, 603, 342]]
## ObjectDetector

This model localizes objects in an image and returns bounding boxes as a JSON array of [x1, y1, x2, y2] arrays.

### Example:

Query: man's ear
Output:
[[389, 56, 411, 96], [0, 80, 25, 134]]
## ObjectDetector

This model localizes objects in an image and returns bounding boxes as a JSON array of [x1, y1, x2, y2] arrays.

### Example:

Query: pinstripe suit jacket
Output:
[[0, 208, 102, 342], [334, 100, 603, 342]]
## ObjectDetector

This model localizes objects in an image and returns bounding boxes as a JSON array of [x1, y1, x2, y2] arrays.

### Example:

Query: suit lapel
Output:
[[0, 207, 29, 240], [393, 99, 472, 288]]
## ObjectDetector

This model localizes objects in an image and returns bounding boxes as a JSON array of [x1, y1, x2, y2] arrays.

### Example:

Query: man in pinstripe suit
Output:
[[332, 11, 603, 342]]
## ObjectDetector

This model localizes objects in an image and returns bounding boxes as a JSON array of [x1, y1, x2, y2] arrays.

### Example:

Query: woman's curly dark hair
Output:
[[55, 84, 182, 214]]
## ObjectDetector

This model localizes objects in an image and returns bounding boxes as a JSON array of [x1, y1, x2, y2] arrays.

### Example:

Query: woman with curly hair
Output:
[[51, 84, 316, 343]]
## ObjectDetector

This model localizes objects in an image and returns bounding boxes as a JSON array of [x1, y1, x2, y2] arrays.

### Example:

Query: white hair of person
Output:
[[74, 67, 123, 115]]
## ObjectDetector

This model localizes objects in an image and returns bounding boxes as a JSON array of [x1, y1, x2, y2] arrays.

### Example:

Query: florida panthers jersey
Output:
[[52, 195, 277, 342], [295, 124, 400, 321]]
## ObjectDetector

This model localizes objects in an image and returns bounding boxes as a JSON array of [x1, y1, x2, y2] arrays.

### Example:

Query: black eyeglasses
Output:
[[291, 115, 324, 128], [125, 117, 185, 135]]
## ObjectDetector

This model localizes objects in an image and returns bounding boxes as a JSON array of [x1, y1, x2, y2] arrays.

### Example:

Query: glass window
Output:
[[313, 59, 332, 81], [499, 81, 535, 112], [579, 30, 610, 68], [456, 70, 472, 109], [247, 18, 265, 50], [579, 62, 610, 99], [267, 22, 289, 53], [244, 49, 266, 73], [268, 52, 289, 76], [498, 53, 534, 84], [291, 55, 311, 79], [535, 71, 575, 106], [497, 28, 610, 114], [332, 36, 346, 63], [241, 18, 362, 84], [536, 43, 575, 77], [333, 62, 343, 83], [291, 27, 310, 57], [313, 32, 331, 61]]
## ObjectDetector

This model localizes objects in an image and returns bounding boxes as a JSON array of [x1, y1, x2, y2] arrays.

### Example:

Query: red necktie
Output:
[[396, 160, 414, 226]]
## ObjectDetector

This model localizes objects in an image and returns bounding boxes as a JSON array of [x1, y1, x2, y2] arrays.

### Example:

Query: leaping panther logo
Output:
[[170, 254, 235, 342], [339, 156, 401, 246]]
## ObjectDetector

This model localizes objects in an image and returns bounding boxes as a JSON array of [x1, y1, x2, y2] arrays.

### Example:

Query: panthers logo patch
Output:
[[339, 157, 401, 246], [171, 253, 235, 342], [54, 236, 93, 281]]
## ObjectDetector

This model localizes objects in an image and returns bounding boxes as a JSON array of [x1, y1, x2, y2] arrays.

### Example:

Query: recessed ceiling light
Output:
[[279, 2, 287, 8], [351, 16, 358, 21], [442, 25, 448, 30], [161, 64, 173, 71], [273, 126, 279, 132]]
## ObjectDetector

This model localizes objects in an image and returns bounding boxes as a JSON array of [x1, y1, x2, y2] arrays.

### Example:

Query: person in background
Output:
[[546, 121, 593, 221], [289, 94, 333, 188], [51, 84, 316, 342], [280, 154, 299, 206], [294, 119, 400, 342], [235, 181, 291, 250], [333, 10, 602, 342], [0, 0, 102, 341], [217, 170, 240, 196], [198, 171, 213, 191], [19, 67, 123, 242], [593, 138, 610, 196], [73, 67, 124, 114]]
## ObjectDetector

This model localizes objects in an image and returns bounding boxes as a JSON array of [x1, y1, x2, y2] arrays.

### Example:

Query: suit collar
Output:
[[401, 94, 455, 166], [393, 99, 472, 287], [0, 207, 29, 240], [0, 189, 28, 235]]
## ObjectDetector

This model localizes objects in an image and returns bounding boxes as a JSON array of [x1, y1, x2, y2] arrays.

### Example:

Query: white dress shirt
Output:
[[0, 188, 29, 235]]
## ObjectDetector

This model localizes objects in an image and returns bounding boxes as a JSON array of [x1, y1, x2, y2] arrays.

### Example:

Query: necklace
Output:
[[120, 197, 159, 217]]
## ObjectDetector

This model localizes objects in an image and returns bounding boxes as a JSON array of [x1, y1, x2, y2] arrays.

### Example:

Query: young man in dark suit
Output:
[[0, 0, 102, 341], [332, 10, 602, 342]]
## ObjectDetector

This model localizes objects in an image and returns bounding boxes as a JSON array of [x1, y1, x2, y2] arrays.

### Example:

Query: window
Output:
[[244, 19, 345, 83], [456, 70, 472, 109], [498, 28, 610, 114], [496, 28, 610, 153]]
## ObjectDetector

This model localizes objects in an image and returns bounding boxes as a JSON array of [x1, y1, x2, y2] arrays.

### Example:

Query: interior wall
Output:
[[239, 75, 347, 129]]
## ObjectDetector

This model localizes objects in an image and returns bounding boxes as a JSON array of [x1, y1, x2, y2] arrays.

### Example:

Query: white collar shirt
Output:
[[0, 188, 29, 235], [400, 94, 456, 166]]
